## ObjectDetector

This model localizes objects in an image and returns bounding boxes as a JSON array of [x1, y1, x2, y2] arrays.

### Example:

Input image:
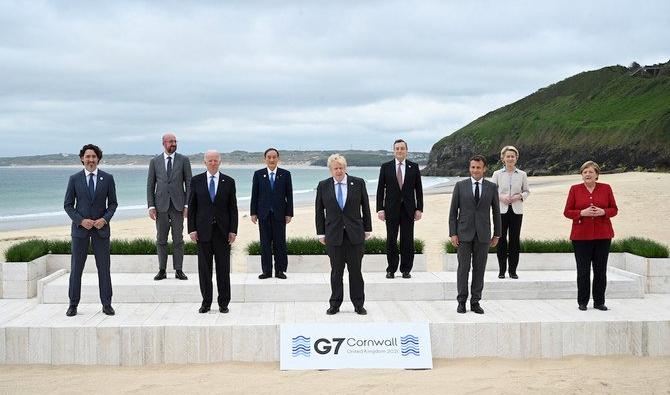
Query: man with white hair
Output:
[[315, 154, 373, 315], [188, 150, 238, 314]]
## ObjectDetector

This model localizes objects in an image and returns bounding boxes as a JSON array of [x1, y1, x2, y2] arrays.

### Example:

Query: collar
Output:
[[504, 167, 518, 173], [333, 175, 348, 185], [470, 177, 483, 184], [85, 169, 98, 177], [267, 167, 278, 175], [163, 152, 175, 160], [207, 171, 219, 179], [395, 159, 405, 166]]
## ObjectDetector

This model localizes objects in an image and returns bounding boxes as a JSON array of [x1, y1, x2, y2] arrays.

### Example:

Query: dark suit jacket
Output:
[[250, 167, 294, 221], [187, 172, 238, 243], [376, 159, 424, 220], [315, 175, 372, 246], [64, 169, 118, 238], [448, 178, 501, 243], [146, 152, 192, 212]]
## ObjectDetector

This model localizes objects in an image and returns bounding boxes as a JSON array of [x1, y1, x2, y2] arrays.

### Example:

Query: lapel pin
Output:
[[350, 182, 354, 185], [100, 177, 104, 181], [263, 174, 266, 178]]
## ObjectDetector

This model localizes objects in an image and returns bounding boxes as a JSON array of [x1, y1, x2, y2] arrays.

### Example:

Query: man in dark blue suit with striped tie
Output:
[[250, 148, 294, 279], [63, 144, 118, 317]]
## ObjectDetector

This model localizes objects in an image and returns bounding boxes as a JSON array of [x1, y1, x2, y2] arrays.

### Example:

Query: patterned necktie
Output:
[[88, 173, 95, 200], [270, 172, 275, 190], [337, 182, 344, 209], [474, 181, 480, 204], [397, 162, 403, 188], [209, 175, 216, 202], [166, 156, 173, 179]]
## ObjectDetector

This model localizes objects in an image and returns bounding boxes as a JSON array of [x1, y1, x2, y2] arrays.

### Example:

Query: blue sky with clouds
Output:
[[1, 0, 668, 156]]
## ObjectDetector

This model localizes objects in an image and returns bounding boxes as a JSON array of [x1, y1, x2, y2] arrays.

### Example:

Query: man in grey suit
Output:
[[147, 133, 192, 281], [64, 144, 118, 317], [316, 154, 372, 315], [449, 154, 501, 314]]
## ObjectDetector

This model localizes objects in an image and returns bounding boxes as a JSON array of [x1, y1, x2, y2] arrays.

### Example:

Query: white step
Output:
[[442, 253, 627, 271], [2, 296, 670, 364], [246, 254, 427, 273], [39, 269, 644, 304]]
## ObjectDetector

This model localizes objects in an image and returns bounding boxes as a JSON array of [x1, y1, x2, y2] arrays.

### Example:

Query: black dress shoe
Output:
[[402, 272, 411, 279], [219, 306, 229, 313], [326, 306, 339, 315], [355, 307, 368, 315], [175, 270, 188, 280], [457, 303, 466, 314], [154, 270, 166, 281], [386, 272, 395, 279], [498, 274, 505, 279], [470, 304, 484, 314], [66, 305, 77, 317], [594, 304, 608, 311], [258, 273, 271, 279], [578, 304, 587, 311], [102, 305, 115, 316], [509, 273, 518, 279], [275, 271, 287, 279], [199, 306, 211, 314]]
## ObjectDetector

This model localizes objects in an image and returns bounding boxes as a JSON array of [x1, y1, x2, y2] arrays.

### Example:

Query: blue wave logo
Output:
[[400, 334, 420, 356], [292, 335, 311, 357]]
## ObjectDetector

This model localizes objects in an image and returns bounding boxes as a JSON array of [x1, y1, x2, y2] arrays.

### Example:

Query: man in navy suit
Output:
[[376, 139, 424, 279], [250, 148, 294, 279], [63, 144, 118, 317], [316, 154, 372, 315], [188, 150, 238, 314]]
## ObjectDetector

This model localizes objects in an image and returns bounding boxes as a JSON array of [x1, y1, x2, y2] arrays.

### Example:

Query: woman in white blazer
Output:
[[491, 146, 530, 279]]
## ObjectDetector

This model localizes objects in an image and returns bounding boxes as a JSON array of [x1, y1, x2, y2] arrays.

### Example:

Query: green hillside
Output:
[[423, 62, 670, 176]]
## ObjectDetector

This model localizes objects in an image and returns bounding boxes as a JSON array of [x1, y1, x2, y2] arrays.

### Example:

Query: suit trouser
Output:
[[572, 239, 610, 306], [456, 238, 489, 304], [385, 206, 415, 274], [326, 231, 365, 309], [69, 233, 112, 306], [496, 207, 523, 275], [197, 225, 231, 308], [258, 214, 288, 274], [155, 202, 185, 271]]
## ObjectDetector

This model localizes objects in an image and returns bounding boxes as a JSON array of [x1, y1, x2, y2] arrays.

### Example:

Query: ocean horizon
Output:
[[0, 165, 453, 231]]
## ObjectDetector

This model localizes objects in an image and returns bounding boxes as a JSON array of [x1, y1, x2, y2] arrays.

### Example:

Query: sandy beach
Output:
[[1, 171, 669, 393]]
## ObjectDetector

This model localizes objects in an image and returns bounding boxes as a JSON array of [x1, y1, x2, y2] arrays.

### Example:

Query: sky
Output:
[[0, 0, 668, 156]]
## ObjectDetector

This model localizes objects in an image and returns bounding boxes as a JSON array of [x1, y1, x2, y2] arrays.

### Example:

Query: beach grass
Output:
[[4, 238, 199, 262], [246, 237, 425, 255], [443, 237, 669, 258]]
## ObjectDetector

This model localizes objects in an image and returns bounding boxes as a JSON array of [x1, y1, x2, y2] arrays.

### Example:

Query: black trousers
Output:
[[197, 225, 231, 308], [69, 233, 112, 307], [385, 206, 415, 274], [497, 207, 523, 275], [258, 214, 288, 274], [572, 239, 611, 306], [326, 231, 365, 309]]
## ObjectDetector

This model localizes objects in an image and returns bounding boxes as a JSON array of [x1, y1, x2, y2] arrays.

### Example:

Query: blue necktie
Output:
[[209, 176, 216, 202], [88, 173, 95, 200], [270, 172, 275, 190], [166, 156, 173, 179], [337, 182, 344, 209]]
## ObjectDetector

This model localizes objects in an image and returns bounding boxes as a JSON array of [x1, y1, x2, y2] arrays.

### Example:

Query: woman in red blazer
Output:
[[563, 161, 618, 311]]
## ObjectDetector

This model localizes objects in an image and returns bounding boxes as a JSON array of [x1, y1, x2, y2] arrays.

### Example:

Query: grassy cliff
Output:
[[423, 63, 670, 176]]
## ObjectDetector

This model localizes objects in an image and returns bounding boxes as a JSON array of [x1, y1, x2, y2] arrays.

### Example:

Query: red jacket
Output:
[[563, 183, 618, 240]]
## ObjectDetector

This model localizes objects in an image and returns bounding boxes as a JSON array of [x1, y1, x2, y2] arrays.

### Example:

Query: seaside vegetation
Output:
[[246, 237, 425, 255], [443, 237, 669, 258], [4, 238, 198, 262]]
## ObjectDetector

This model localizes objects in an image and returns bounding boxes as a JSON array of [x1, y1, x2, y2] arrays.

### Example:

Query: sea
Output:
[[0, 166, 452, 231]]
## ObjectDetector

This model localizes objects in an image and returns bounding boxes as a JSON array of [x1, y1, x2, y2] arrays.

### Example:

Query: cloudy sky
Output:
[[0, 0, 668, 156]]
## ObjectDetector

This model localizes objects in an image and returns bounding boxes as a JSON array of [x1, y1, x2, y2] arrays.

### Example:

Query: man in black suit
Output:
[[316, 154, 372, 315], [376, 139, 424, 279], [188, 150, 238, 314], [63, 144, 118, 317], [449, 155, 501, 314], [250, 148, 294, 279]]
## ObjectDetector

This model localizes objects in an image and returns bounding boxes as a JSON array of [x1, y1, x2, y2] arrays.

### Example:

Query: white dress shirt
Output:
[[163, 152, 174, 171], [85, 169, 98, 191], [317, 175, 348, 238], [207, 171, 220, 195], [395, 159, 406, 181], [470, 176, 483, 196]]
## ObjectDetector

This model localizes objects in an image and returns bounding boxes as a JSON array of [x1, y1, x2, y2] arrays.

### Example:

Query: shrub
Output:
[[443, 237, 669, 258], [247, 237, 425, 255]]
